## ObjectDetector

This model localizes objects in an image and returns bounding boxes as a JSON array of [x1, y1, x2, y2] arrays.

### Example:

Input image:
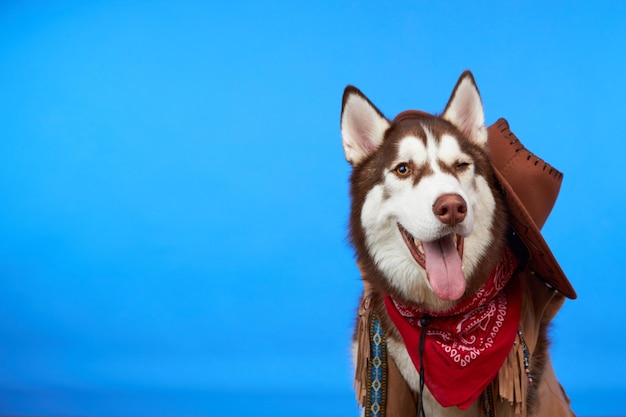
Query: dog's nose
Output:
[[433, 194, 467, 226]]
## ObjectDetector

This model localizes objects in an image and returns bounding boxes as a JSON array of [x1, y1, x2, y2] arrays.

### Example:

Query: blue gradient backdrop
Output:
[[0, 1, 624, 416]]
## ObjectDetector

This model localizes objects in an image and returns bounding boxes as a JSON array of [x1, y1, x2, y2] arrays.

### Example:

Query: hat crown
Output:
[[487, 119, 562, 230]]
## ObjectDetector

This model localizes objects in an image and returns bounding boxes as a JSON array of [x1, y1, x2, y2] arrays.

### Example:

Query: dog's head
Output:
[[341, 71, 507, 311]]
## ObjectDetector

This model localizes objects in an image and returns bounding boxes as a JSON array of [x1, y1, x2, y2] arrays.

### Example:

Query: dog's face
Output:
[[342, 72, 506, 311]]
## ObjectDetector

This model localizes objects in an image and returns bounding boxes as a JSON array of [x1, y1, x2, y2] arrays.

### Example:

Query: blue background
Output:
[[0, 1, 624, 416]]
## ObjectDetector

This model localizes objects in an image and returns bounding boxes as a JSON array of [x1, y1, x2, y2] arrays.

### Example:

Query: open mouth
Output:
[[398, 223, 466, 300], [398, 224, 464, 269]]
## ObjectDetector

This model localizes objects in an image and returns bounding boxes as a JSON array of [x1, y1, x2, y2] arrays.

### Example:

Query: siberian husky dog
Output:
[[342, 72, 517, 416]]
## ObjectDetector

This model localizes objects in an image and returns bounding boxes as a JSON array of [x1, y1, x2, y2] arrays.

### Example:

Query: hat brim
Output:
[[492, 167, 577, 299]]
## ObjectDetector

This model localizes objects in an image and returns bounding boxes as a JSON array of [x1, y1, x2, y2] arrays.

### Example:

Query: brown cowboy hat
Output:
[[487, 118, 576, 299], [392, 112, 577, 300]]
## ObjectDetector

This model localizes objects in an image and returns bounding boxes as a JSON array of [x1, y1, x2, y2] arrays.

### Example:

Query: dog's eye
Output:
[[456, 161, 470, 170], [394, 163, 411, 177]]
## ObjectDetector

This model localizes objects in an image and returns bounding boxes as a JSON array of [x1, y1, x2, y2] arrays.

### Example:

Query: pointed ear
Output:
[[341, 86, 390, 165], [442, 71, 488, 147]]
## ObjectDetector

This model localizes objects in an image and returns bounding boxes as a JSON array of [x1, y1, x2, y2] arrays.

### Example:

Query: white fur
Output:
[[341, 91, 390, 165], [387, 338, 421, 389], [360, 130, 495, 310], [397, 136, 427, 165], [459, 176, 496, 277], [442, 74, 488, 146], [439, 134, 469, 166]]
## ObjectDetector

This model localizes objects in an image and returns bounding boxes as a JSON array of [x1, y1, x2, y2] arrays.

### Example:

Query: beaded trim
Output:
[[517, 326, 532, 386], [365, 315, 387, 417]]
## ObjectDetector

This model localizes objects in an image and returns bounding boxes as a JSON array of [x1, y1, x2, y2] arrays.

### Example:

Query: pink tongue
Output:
[[423, 236, 465, 301]]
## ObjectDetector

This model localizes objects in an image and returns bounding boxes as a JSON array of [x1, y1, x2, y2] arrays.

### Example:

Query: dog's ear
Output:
[[341, 86, 390, 165], [442, 71, 488, 147]]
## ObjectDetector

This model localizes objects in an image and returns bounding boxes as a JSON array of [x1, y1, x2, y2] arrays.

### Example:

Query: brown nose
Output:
[[432, 194, 467, 226]]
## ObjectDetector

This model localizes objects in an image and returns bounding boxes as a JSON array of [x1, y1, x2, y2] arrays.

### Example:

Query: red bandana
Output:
[[384, 247, 521, 409]]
